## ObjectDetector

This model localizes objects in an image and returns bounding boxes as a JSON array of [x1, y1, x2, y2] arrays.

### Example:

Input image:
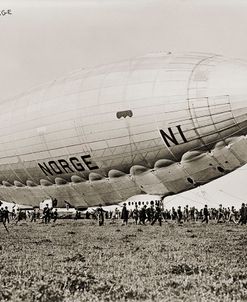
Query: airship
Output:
[[1, 52, 247, 209]]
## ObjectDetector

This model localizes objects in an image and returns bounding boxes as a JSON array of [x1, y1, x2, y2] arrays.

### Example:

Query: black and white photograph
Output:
[[0, 0, 247, 301]]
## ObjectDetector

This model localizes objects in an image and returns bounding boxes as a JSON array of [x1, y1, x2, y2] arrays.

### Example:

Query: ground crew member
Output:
[[217, 204, 225, 223], [53, 209, 58, 223], [228, 206, 237, 224], [146, 206, 151, 222], [43, 204, 51, 224], [121, 203, 129, 225], [0, 207, 9, 233], [171, 207, 177, 220], [36, 209, 41, 220], [238, 203, 247, 225], [0, 208, 3, 222], [202, 205, 209, 224], [184, 205, 189, 222], [139, 205, 147, 225], [190, 207, 195, 221], [150, 205, 155, 222], [4, 208, 9, 221], [132, 205, 139, 225], [151, 205, 162, 226], [30, 210, 36, 222], [75, 210, 82, 220], [15, 209, 23, 224], [11, 208, 16, 220], [97, 204, 106, 226], [177, 206, 183, 223]]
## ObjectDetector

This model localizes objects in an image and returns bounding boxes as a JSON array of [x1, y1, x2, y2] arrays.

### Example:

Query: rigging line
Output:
[[198, 187, 213, 203], [125, 117, 150, 168], [178, 195, 206, 206], [163, 195, 182, 205], [188, 187, 211, 203], [124, 59, 139, 167], [200, 185, 219, 203], [125, 119, 134, 165], [165, 193, 206, 206], [218, 189, 246, 202]]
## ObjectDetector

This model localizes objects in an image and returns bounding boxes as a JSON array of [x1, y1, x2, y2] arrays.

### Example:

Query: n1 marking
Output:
[[159, 125, 187, 147]]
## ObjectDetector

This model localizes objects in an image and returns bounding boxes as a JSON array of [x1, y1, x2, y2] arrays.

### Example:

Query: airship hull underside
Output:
[[0, 134, 245, 207]]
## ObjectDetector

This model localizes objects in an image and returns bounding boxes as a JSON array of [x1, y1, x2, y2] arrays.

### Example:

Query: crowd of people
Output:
[[0, 204, 58, 226], [91, 202, 247, 226], [0, 202, 247, 228]]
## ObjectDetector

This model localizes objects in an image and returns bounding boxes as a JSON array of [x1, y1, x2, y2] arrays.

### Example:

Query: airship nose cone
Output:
[[207, 58, 247, 133], [187, 55, 247, 144], [230, 96, 247, 131]]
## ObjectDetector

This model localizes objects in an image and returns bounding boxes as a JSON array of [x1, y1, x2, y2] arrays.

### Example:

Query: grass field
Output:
[[0, 220, 246, 302]]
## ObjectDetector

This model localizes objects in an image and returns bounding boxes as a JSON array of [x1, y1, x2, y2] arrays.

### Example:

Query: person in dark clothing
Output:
[[190, 207, 195, 221], [30, 210, 36, 222], [146, 207, 151, 223], [150, 205, 155, 222], [132, 205, 139, 225], [217, 204, 225, 223], [75, 210, 81, 220], [184, 205, 189, 222], [228, 206, 237, 224], [177, 206, 183, 223], [97, 204, 106, 226], [3, 207, 9, 223], [139, 205, 147, 225], [52, 198, 58, 208], [171, 207, 177, 220], [11, 208, 16, 220], [15, 209, 23, 224], [43, 204, 51, 224], [0, 207, 3, 222], [151, 205, 162, 226], [0, 207, 9, 232], [121, 203, 129, 225], [53, 209, 58, 223], [238, 203, 247, 225], [36, 209, 40, 220], [202, 205, 209, 223]]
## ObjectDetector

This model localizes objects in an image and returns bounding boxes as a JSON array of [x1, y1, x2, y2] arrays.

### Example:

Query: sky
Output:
[[2, 0, 247, 99], [1, 0, 247, 207]]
